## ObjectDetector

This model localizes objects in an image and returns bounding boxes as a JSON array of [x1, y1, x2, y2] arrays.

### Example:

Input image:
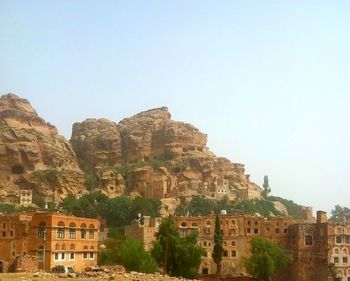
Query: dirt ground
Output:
[[0, 272, 198, 281]]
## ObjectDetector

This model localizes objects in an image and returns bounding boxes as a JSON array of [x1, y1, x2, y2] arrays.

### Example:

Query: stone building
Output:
[[19, 190, 33, 207], [125, 216, 160, 251], [0, 212, 99, 272]]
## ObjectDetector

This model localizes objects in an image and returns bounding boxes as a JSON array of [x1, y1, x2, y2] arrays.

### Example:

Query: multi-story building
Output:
[[125, 216, 161, 251], [175, 214, 296, 276], [0, 212, 100, 272], [328, 220, 350, 281]]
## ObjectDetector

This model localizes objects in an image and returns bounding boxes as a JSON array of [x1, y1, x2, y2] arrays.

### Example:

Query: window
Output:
[[69, 253, 75, 260], [2, 231, 6, 237], [284, 229, 288, 234], [275, 228, 280, 234], [247, 228, 251, 234], [229, 228, 236, 235], [89, 252, 94, 259], [305, 235, 313, 246], [223, 250, 228, 257], [68, 223, 76, 239], [54, 253, 59, 260], [232, 240, 237, 247], [89, 224, 95, 239], [61, 253, 65, 260], [231, 250, 237, 257], [334, 257, 339, 263], [57, 221, 65, 238], [38, 222, 46, 239], [37, 246, 44, 261], [336, 236, 342, 244], [345, 235, 350, 244], [304, 228, 313, 246], [10, 230, 14, 237], [254, 228, 259, 234], [343, 257, 348, 263], [83, 252, 88, 259]]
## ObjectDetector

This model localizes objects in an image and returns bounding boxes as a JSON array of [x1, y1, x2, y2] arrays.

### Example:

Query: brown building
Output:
[[125, 216, 160, 251], [0, 212, 100, 272], [175, 214, 296, 276]]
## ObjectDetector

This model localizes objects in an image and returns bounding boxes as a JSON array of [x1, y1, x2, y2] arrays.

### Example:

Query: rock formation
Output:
[[0, 93, 262, 207], [71, 118, 122, 172], [0, 93, 85, 204], [71, 106, 262, 203]]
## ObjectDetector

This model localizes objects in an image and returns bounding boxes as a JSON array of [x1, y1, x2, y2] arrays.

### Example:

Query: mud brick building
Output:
[[0, 212, 99, 272]]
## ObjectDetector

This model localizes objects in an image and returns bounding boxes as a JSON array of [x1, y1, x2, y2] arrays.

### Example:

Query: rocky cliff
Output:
[[71, 107, 262, 201], [0, 94, 85, 204], [0, 93, 262, 207]]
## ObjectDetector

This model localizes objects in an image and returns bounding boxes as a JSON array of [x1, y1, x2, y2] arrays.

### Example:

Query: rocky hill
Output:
[[0, 93, 262, 210], [71, 107, 262, 203], [0, 94, 85, 204]]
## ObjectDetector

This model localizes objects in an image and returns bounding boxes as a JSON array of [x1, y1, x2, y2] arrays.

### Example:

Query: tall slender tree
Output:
[[212, 214, 223, 275], [262, 175, 271, 198]]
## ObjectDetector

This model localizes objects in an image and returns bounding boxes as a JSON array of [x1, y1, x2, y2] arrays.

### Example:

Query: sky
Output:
[[0, 1, 349, 214]]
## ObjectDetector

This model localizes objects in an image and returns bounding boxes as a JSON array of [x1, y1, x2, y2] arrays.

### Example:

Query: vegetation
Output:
[[151, 216, 204, 278], [60, 192, 161, 229], [212, 214, 223, 275], [33, 169, 59, 184], [84, 173, 100, 191], [262, 175, 271, 198], [243, 237, 293, 281], [175, 195, 283, 217], [117, 238, 157, 273], [330, 205, 350, 222], [267, 196, 305, 219]]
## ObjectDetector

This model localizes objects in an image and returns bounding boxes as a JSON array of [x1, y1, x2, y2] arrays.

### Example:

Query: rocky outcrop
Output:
[[71, 118, 122, 172], [70, 106, 262, 202], [0, 93, 85, 203]]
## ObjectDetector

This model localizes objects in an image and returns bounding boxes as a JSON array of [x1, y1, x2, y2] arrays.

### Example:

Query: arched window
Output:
[[83, 246, 88, 250], [69, 222, 76, 239], [81, 223, 87, 239], [180, 222, 187, 227], [231, 220, 236, 225], [55, 244, 60, 251], [206, 220, 211, 226], [232, 240, 237, 247], [336, 227, 342, 234], [70, 244, 75, 250], [57, 221, 65, 239], [334, 248, 340, 255], [90, 246, 94, 250], [89, 224, 94, 239], [38, 222, 46, 239], [342, 248, 348, 255], [304, 228, 313, 246], [337, 269, 343, 277]]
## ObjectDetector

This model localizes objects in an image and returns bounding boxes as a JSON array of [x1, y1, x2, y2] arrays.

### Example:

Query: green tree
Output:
[[330, 205, 350, 222], [151, 216, 204, 278], [244, 237, 293, 281], [188, 195, 215, 216], [212, 214, 223, 275], [117, 238, 157, 273], [262, 175, 271, 198]]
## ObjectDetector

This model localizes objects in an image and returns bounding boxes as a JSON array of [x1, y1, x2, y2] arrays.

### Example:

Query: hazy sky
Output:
[[1, 1, 349, 214]]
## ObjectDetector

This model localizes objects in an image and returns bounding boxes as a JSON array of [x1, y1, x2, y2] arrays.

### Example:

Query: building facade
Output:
[[0, 212, 99, 272]]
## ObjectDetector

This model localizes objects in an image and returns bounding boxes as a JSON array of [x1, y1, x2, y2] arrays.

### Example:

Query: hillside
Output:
[[0, 93, 306, 219]]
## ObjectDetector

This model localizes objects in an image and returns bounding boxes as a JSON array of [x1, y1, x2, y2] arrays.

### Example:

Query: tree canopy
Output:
[[151, 216, 204, 278], [212, 214, 223, 275], [244, 237, 293, 281], [330, 205, 350, 222]]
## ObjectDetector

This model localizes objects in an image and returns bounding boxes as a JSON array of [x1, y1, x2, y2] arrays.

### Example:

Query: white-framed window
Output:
[[54, 253, 59, 260], [89, 252, 94, 259], [83, 252, 88, 259], [69, 252, 75, 260]]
